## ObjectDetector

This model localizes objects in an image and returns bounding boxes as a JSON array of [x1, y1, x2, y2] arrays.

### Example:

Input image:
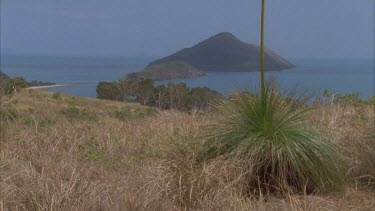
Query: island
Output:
[[125, 32, 295, 81]]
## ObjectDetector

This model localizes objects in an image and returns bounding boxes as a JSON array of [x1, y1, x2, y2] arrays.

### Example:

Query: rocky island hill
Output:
[[126, 32, 295, 81]]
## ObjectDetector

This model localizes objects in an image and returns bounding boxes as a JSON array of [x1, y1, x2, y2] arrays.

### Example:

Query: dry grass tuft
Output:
[[310, 103, 375, 189]]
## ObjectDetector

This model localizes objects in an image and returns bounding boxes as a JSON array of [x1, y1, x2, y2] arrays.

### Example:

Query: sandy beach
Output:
[[26, 84, 69, 89]]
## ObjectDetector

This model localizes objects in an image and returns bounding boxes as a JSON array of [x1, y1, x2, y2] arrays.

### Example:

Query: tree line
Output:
[[1, 71, 56, 97], [0, 71, 28, 97], [96, 79, 223, 111]]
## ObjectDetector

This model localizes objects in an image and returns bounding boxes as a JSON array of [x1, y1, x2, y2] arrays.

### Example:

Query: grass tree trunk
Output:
[[260, 0, 266, 97]]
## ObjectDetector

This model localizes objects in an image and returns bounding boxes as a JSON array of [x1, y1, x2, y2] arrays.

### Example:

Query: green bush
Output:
[[0, 76, 28, 97], [369, 96, 375, 105], [52, 92, 62, 100], [205, 86, 346, 195], [77, 138, 108, 162], [61, 106, 97, 122], [322, 89, 371, 106], [113, 107, 156, 121], [0, 104, 19, 123], [335, 92, 363, 105], [38, 118, 55, 128], [96, 82, 122, 101]]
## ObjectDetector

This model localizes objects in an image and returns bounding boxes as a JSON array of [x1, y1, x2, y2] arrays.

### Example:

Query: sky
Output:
[[1, 0, 374, 59]]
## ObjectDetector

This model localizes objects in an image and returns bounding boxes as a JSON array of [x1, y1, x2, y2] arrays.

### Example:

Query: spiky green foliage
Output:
[[206, 85, 346, 194]]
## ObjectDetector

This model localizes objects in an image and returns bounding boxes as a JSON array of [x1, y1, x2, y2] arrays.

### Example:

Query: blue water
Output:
[[1, 56, 374, 99]]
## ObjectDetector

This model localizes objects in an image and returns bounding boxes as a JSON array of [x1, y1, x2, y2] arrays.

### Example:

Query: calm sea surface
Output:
[[1, 56, 374, 98]]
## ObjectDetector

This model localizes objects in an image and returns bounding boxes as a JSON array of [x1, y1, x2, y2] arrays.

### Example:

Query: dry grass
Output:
[[1, 90, 374, 210], [310, 103, 375, 189]]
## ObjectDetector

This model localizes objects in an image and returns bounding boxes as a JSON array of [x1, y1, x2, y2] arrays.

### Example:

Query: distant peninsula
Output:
[[126, 32, 295, 81], [0, 70, 57, 95]]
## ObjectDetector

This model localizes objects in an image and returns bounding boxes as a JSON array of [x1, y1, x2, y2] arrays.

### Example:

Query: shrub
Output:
[[96, 81, 122, 101], [0, 76, 28, 97], [335, 92, 363, 106], [322, 89, 371, 106], [113, 107, 156, 121], [77, 137, 111, 162], [205, 85, 346, 195], [369, 96, 375, 105], [61, 106, 97, 122], [0, 104, 19, 123], [52, 92, 62, 100]]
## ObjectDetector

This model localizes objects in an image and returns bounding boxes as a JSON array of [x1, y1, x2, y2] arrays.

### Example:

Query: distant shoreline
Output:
[[26, 84, 69, 89]]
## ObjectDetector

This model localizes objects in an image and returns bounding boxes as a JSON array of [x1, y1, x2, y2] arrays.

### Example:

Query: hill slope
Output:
[[126, 61, 205, 81]]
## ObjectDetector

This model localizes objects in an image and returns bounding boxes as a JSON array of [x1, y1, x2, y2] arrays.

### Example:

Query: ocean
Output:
[[1, 56, 374, 99]]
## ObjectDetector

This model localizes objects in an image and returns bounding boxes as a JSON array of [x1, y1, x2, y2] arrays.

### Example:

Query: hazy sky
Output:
[[1, 0, 374, 59]]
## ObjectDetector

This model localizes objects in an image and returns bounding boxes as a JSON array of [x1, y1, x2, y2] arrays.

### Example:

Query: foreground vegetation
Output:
[[0, 89, 374, 210], [97, 79, 223, 111]]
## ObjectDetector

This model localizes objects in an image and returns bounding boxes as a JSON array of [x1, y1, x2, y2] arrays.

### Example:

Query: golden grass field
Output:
[[1, 90, 374, 210]]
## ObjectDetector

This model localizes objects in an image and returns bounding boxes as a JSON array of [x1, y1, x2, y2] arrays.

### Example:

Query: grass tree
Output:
[[204, 0, 346, 195], [207, 86, 346, 194]]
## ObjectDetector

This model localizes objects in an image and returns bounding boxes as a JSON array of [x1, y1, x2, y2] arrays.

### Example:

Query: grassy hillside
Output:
[[1, 90, 374, 210]]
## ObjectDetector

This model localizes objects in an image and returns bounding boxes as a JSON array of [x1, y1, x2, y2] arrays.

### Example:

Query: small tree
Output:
[[96, 82, 122, 101], [135, 79, 154, 105], [167, 83, 189, 110], [152, 85, 168, 109], [118, 79, 139, 102]]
